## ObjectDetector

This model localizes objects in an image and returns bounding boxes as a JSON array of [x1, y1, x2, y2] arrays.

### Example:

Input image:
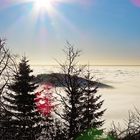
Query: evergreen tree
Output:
[[78, 69, 105, 133], [2, 56, 41, 139], [54, 43, 106, 140]]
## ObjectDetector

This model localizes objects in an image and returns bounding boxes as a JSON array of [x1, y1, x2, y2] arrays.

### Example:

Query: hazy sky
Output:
[[0, 0, 140, 65]]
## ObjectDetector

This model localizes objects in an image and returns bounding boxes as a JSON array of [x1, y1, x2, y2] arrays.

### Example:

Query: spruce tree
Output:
[[54, 43, 106, 140], [2, 56, 41, 139], [78, 69, 105, 133]]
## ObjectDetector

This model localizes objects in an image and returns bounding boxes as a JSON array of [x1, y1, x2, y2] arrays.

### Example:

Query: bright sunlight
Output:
[[33, 0, 55, 12]]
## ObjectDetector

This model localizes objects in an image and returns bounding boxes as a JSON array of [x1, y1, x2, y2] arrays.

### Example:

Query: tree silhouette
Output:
[[54, 42, 105, 140], [2, 56, 41, 139], [0, 38, 17, 110], [79, 69, 105, 132], [109, 108, 140, 140], [0, 38, 19, 139]]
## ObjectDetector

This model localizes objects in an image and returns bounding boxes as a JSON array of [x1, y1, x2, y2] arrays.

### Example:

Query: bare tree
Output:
[[109, 108, 140, 140], [54, 42, 105, 140], [0, 38, 19, 139], [0, 38, 17, 96]]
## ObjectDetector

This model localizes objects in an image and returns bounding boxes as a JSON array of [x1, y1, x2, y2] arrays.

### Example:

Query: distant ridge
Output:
[[34, 73, 113, 89]]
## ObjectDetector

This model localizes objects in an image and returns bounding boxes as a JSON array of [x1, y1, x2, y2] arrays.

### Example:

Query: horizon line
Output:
[[31, 64, 140, 66]]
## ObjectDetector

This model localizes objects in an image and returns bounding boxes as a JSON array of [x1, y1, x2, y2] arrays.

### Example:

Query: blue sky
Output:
[[0, 0, 140, 65]]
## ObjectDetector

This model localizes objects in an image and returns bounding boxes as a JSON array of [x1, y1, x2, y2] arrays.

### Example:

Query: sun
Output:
[[33, 0, 54, 13]]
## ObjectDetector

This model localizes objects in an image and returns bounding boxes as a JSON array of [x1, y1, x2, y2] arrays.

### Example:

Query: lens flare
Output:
[[131, 0, 140, 7], [34, 83, 54, 116]]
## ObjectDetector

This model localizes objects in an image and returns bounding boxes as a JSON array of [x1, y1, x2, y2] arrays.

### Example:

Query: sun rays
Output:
[[1, 0, 91, 44], [32, 0, 56, 14]]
